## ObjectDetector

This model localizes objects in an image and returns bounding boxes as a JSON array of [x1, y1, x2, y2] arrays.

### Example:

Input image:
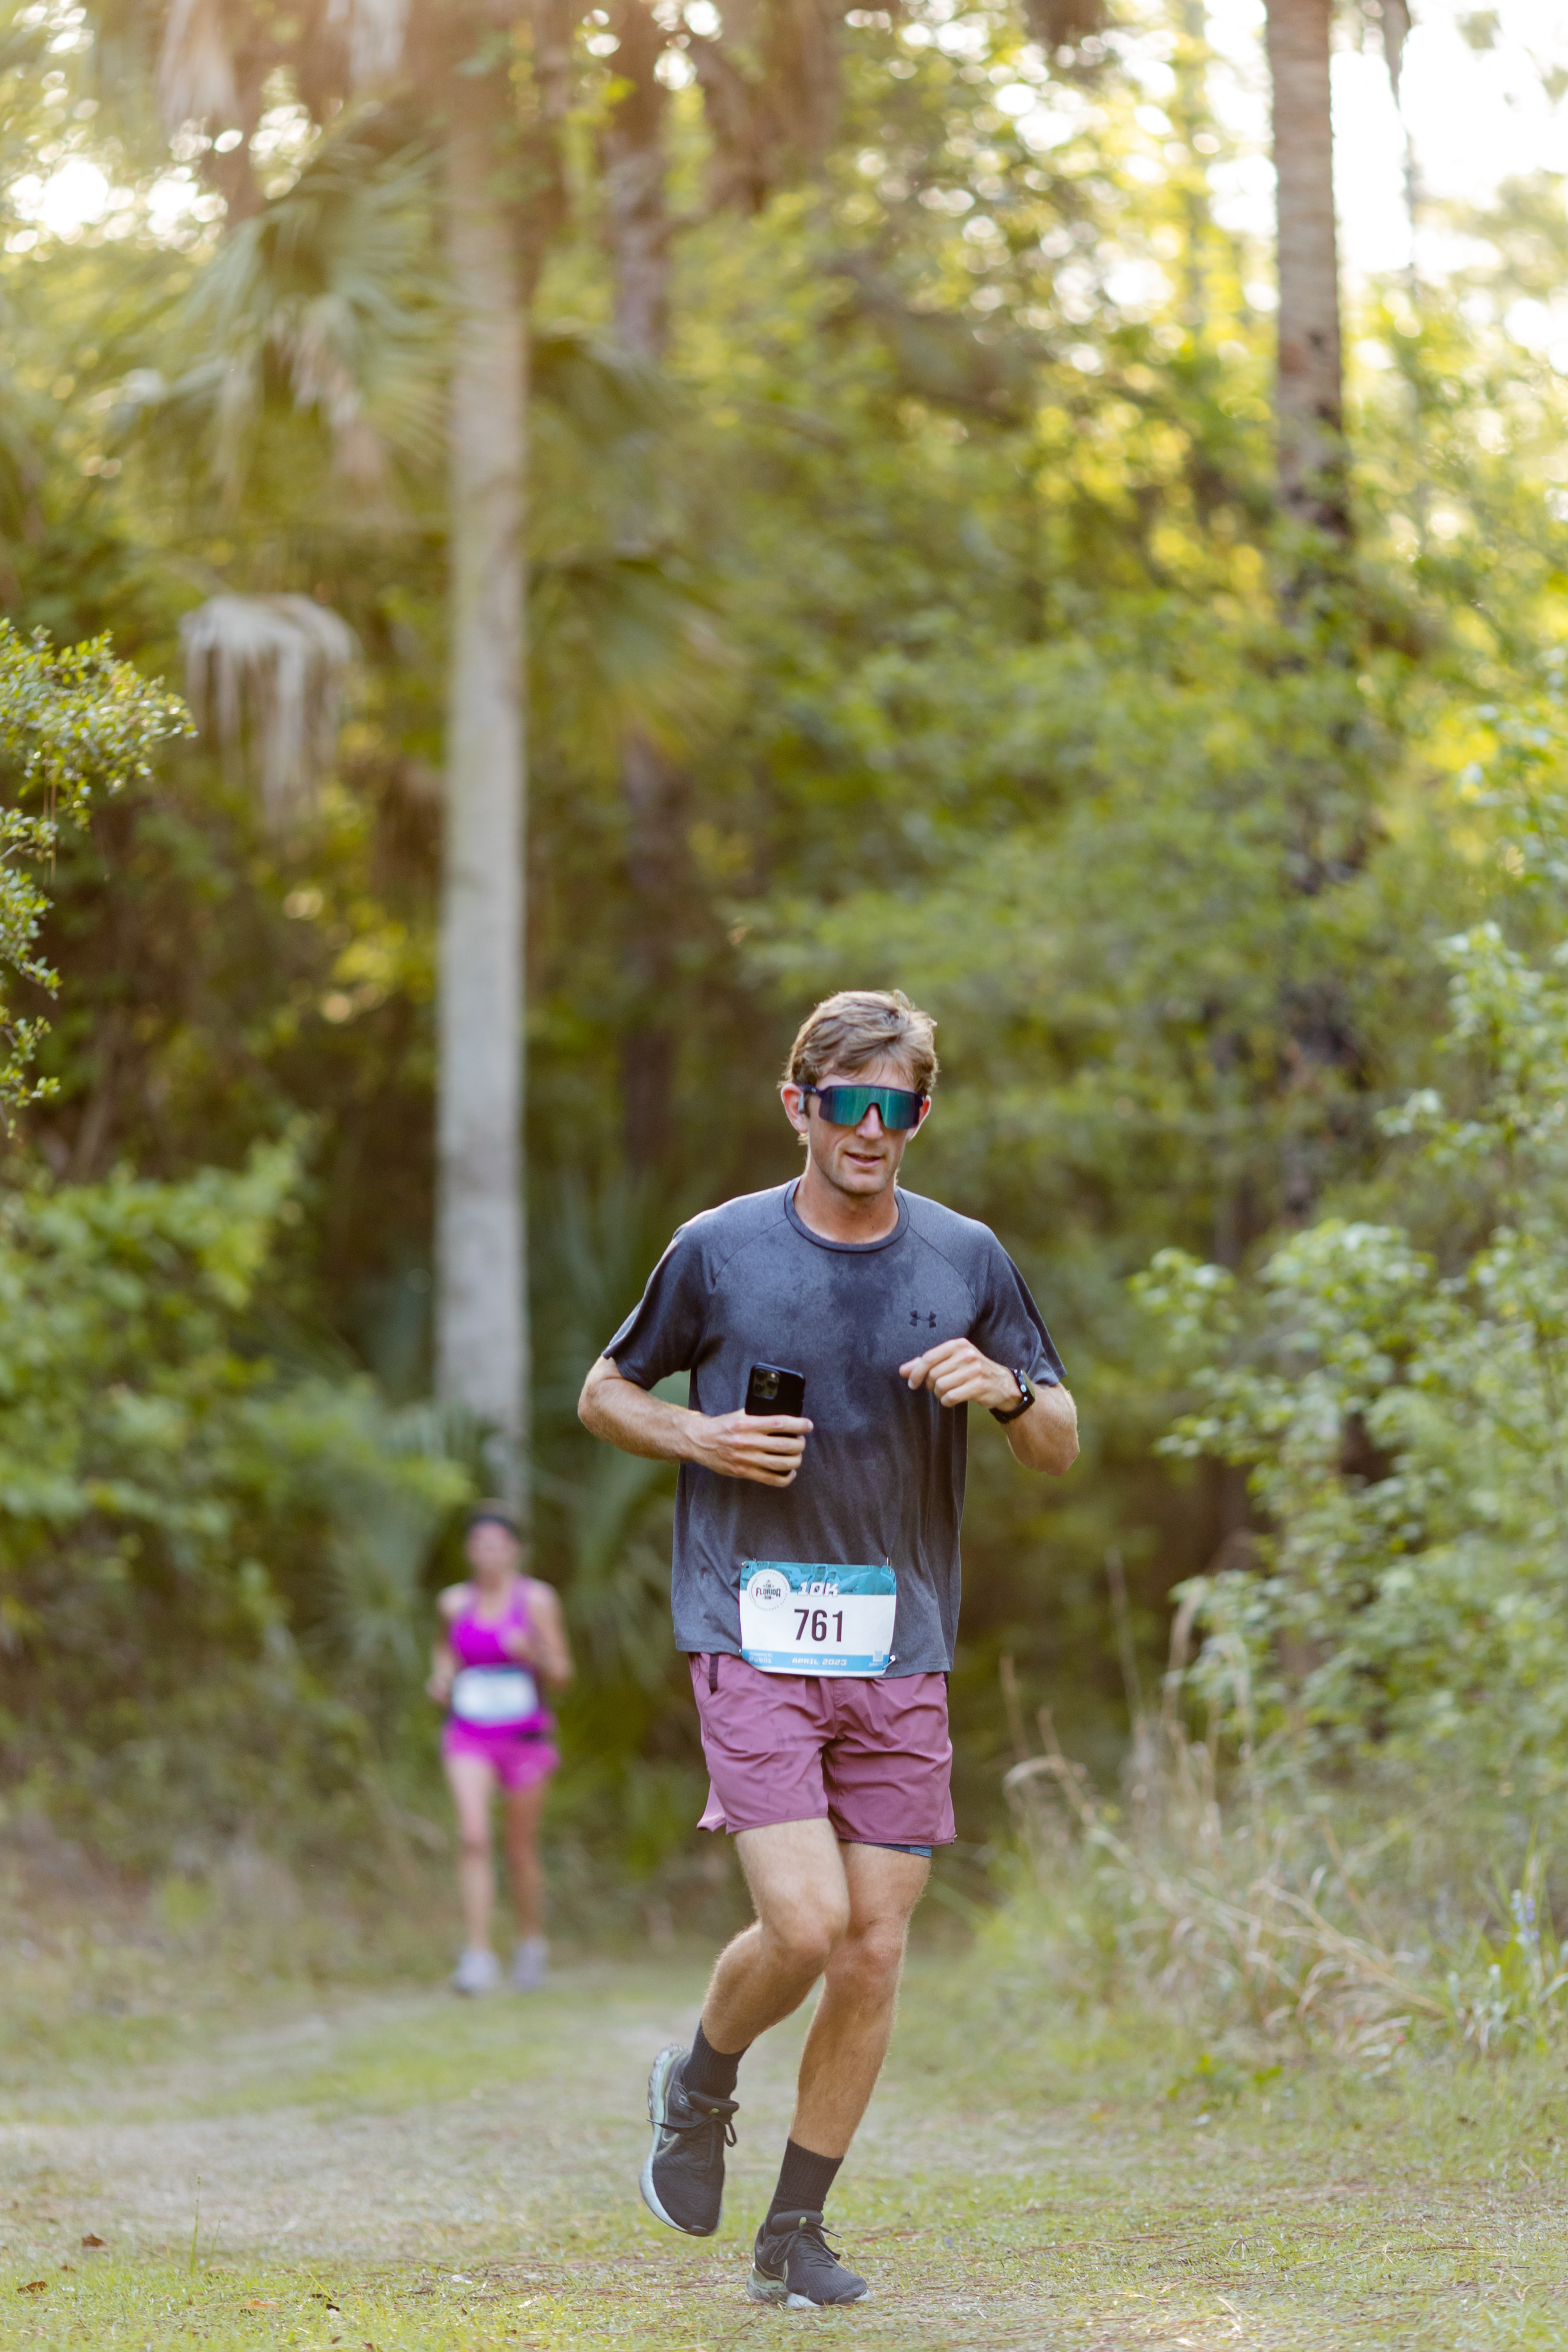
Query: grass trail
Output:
[[4, 1952, 1568, 2348]]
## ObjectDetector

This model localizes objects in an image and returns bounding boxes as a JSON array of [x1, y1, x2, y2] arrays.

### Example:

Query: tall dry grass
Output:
[[997, 1594, 1568, 2063]]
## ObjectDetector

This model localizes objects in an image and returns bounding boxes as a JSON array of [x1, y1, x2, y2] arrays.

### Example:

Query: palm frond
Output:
[[328, 1490, 432, 1688], [531, 545, 724, 744], [180, 592, 357, 827], [527, 1172, 687, 1684], [168, 126, 446, 496], [531, 1170, 680, 1422], [554, 1454, 675, 1685], [533, 325, 673, 449]]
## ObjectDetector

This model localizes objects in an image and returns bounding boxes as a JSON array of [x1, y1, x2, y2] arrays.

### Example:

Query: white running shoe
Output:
[[510, 1936, 548, 1992], [451, 1946, 501, 1996]]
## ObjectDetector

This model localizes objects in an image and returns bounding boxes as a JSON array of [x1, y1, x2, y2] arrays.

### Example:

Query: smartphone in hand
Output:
[[745, 1362, 806, 1418]]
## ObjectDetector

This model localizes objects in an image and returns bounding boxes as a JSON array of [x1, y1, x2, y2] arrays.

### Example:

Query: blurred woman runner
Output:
[[429, 1505, 573, 1994]]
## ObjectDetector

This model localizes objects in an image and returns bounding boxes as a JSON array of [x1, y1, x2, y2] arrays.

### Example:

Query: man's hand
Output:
[[687, 1409, 814, 1488], [900, 1338, 1079, 1475], [899, 1337, 1018, 1412], [577, 1355, 813, 1487]]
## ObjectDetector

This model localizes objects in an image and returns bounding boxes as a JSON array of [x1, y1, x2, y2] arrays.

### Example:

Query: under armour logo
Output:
[[909, 1309, 938, 1328]]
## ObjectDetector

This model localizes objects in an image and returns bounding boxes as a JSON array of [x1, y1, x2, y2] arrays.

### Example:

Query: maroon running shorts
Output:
[[689, 1652, 956, 1847]]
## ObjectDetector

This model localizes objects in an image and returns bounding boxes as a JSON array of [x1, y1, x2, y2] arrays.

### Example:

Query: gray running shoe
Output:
[[510, 1936, 547, 1992], [747, 2210, 869, 2307], [450, 1946, 501, 1996], [638, 2044, 738, 2237]]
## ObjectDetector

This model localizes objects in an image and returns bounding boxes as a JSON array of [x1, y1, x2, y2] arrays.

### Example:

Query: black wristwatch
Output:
[[991, 1368, 1036, 1424]]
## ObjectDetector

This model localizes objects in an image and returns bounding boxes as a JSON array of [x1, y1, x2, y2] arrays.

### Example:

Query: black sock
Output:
[[683, 2020, 747, 2102], [767, 2139, 843, 2229]]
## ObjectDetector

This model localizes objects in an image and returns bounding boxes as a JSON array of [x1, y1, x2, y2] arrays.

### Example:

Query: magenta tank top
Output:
[[447, 1582, 551, 1733]]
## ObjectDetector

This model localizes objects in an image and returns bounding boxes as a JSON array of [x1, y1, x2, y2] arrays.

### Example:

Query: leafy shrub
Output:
[[990, 701, 1568, 2062], [0, 625, 185, 1110], [1134, 705, 1568, 1795], [0, 1142, 469, 1870]]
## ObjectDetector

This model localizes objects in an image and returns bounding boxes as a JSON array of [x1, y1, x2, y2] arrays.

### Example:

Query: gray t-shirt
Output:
[[604, 1180, 1064, 1676]]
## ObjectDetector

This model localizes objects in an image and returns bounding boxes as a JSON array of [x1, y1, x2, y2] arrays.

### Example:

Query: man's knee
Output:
[[764, 1896, 851, 1979], [459, 1825, 491, 1862], [834, 1917, 910, 1996]]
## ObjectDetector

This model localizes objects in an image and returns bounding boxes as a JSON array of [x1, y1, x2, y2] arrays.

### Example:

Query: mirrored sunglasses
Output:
[[804, 1083, 928, 1132]]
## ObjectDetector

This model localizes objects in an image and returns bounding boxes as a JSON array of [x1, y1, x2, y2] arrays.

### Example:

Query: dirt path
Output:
[[1, 1964, 1075, 2311], [5, 1957, 1568, 2349], [5, 1970, 719, 2262]]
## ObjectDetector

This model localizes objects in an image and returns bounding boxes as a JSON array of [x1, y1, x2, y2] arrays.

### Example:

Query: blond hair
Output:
[[784, 990, 939, 1096]]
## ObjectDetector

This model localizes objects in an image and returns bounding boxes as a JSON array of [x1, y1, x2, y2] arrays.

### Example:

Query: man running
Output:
[[577, 988, 1077, 2308]]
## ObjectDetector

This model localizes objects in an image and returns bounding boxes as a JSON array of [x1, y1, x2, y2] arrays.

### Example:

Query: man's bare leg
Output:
[[717, 1830, 927, 2311], [640, 1821, 927, 2266], [700, 1823, 929, 2154], [700, 1820, 853, 2053], [789, 1842, 929, 2156], [641, 1820, 850, 2239]]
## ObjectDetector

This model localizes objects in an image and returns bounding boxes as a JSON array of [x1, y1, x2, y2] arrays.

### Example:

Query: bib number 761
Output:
[[738, 1561, 897, 1678]]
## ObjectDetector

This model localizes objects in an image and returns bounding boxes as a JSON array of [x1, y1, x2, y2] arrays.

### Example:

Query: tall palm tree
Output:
[[1263, 0, 1349, 541], [128, 0, 570, 1499], [436, 15, 534, 1489]]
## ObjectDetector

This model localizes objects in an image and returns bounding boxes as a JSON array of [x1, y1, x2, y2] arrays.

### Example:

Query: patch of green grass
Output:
[[185, 1967, 705, 2121], [4, 1961, 706, 2127]]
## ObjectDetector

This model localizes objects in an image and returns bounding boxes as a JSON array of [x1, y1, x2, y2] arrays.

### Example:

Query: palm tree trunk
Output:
[[1264, 0, 1349, 540], [436, 52, 529, 1492], [604, 0, 684, 1172], [604, 0, 671, 358]]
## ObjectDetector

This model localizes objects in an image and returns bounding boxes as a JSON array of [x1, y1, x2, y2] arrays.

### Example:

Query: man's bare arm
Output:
[[898, 1338, 1079, 1475], [1004, 1379, 1078, 1474], [577, 1355, 814, 1489]]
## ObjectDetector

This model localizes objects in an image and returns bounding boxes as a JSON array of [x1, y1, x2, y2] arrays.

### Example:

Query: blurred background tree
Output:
[[1, 0, 1567, 1919]]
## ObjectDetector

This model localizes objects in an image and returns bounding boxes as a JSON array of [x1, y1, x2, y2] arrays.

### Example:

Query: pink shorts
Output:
[[690, 1654, 955, 1847], [442, 1720, 560, 1792]]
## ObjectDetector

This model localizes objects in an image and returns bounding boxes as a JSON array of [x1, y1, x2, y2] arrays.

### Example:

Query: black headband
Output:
[[466, 1508, 521, 1539]]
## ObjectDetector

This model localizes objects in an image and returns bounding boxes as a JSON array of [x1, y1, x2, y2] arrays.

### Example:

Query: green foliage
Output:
[[0, 1140, 470, 1866], [0, 623, 183, 1109], [1138, 704, 1568, 1789]]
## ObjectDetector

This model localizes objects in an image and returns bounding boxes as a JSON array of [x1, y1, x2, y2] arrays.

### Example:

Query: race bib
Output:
[[738, 1562, 897, 1678], [450, 1665, 539, 1726]]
